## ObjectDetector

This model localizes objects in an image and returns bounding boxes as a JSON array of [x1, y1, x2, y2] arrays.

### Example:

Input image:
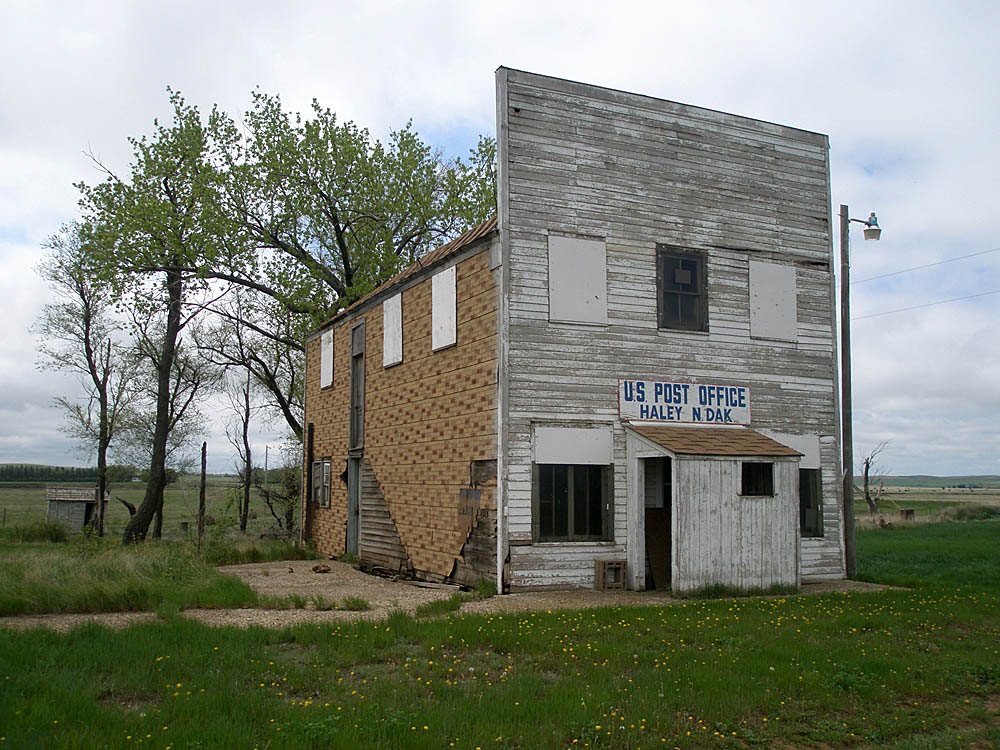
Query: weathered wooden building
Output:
[[46, 486, 97, 533], [302, 69, 845, 593]]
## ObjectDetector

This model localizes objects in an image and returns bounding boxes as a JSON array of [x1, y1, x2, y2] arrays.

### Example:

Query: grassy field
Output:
[[0, 519, 997, 747], [0, 475, 291, 539]]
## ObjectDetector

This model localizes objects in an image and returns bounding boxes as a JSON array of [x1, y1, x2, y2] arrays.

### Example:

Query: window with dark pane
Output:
[[535, 464, 610, 541], [741, 462, 774, 496], [799, 468, 823, 536], [657, 245, 707, 331], [311, 459, 331, 508]]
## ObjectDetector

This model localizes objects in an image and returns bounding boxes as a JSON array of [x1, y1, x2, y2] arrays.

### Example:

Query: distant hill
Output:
[[876, 475, 1000, 489]]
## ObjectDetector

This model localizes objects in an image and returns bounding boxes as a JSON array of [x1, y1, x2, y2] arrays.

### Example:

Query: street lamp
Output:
[[840, 205, 881, 578]]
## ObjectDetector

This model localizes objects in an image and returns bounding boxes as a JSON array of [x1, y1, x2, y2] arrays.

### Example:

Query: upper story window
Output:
[[548, 235, 608, 325], [319, 329, 334, 389], [432, 266, 457, 351], [382, 293, 403, 367], [657, 245, 707, 332]]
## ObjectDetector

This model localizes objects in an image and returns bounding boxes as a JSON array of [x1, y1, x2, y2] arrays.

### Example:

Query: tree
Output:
[[72, 88, 497, 540], [206, 94, 496, 437], [196, 290, 304, 439], [223, 366, 261, 533], [33, 223, 141, 535], [117, 318, 218, 538], [252, 441, 301, 536], [77, 91, 237, 543], [861, 441, 889, 521]]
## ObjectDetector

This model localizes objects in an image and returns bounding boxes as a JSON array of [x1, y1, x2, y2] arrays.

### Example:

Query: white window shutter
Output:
[[432, 266, 457, 351], [320, 329, 334, 388], [383, 294, 403, 366]]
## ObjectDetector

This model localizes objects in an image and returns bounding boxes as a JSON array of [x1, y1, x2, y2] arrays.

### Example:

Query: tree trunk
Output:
[[863, 457, 878, 517], [197, 441, 207, 554], [239, 370, 252, 533], [123, 268, 183, 544]]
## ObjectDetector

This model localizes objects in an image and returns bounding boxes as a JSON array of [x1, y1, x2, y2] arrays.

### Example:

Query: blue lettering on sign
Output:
[[621, 379, 750, 424]]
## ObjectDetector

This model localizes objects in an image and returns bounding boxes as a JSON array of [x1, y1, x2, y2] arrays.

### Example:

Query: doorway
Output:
[[643, 456, 672, 590], [346, 456, 360, 555], [347, 321, 365, 555]]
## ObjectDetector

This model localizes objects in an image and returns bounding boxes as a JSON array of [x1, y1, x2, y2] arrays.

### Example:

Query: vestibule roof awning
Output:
[[626, 423, 802, 458]]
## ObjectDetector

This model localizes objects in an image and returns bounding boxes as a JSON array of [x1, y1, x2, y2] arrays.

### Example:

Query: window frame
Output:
[[799, 467, 824, 537], [311, 458, 331, 508], [656, 245, 708, 332], [532, 463, 613, 543], [740, 462, 774, 497]]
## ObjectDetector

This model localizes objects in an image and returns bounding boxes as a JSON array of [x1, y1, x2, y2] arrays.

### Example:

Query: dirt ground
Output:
[[0, 558, 891, 633]]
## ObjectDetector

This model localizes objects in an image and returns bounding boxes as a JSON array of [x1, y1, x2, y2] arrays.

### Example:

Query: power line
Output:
[[852, 246, 1000, 285], [853, 288, 1000, 321]]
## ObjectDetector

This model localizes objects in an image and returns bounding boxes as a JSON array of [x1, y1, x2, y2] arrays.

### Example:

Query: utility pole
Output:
[[839, 204, 881, 578]]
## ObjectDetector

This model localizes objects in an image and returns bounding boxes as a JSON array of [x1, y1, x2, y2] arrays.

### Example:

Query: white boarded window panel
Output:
[[319, 329, 334, 388], [382, 293, 403, 367], [749, 260, 797, 341], [762, 432, 819, 469], [534, 425, 613, 465], [431, 265, 457, 351], [548, 235, 608, 324]]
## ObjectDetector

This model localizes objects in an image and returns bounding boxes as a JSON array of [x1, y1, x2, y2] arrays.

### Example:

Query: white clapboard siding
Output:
[[497, 69, 843, 586], [672, 458, 799, 593]]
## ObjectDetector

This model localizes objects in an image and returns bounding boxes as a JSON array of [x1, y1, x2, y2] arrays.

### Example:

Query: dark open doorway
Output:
[[643, 456, 672, 590]]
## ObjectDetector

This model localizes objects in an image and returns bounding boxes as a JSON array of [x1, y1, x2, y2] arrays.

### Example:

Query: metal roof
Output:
[[627, 423, 802, 458], [322, 216, 498, 328]]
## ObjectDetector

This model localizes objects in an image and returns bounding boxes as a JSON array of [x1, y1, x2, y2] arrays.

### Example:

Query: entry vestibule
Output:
[[625, 423, 803, 593]]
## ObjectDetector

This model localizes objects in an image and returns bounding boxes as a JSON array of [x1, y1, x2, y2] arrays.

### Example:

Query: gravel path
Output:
[[0, 559, 890, 632]]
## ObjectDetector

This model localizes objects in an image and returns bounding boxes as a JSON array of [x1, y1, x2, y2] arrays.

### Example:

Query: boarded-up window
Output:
[[534, 425, 613, 465], [432, 266, 457, 351], [319, 329, 334, 388], [382, 293, 402, 367], [749, 261, 797, 341], [548, 235, 608, 324]]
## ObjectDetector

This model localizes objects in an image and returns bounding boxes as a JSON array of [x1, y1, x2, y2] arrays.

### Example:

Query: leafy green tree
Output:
[[78, 91, 236, 543], [205, 95, 496, 437], [33, 223, 141, 534]]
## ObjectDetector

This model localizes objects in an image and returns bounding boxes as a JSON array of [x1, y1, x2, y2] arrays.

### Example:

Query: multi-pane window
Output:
[[311, 459, 331, 508], [741, 462, 774, 496], [535, 464, 610, 541], [657, 246, 707, 331], [799, 468, 823, 537]]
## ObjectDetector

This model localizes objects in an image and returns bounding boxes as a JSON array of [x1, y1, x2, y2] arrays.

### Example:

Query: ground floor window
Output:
[[799, 468, 823, 537], [741, 462, 774, 496], [534, 463, 611, 541], [311, 459, 331, 508]]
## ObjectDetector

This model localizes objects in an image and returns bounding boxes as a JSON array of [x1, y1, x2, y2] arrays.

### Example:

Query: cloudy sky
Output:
[[1, 1, 997, 476]]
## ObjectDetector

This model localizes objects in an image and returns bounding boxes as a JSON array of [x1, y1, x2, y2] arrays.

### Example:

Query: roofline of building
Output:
[[307, 216, 498, 342]]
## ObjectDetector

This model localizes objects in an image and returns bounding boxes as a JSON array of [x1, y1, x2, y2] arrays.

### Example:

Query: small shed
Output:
[[46, 486, 97, 533]]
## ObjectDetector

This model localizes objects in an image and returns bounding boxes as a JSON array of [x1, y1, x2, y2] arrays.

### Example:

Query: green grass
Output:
[[0, 539, 261, 617], [0, 475, 291, 538], [0, 533, 314, 617], [0, 521, 997, 748], [856, 517, 1000, 589]]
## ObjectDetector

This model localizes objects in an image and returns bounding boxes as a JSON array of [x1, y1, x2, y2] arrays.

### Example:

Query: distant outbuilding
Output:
[[45, 486, 96, 533]]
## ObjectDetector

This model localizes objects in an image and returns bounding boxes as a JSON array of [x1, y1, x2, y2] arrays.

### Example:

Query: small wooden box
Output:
[[594, 559, 626, 591]]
